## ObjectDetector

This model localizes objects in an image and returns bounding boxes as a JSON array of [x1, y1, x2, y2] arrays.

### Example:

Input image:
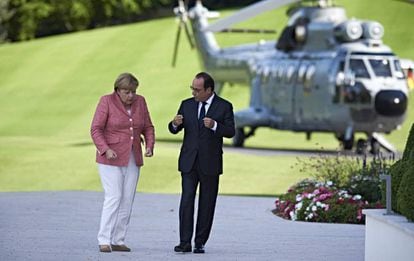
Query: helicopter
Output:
[[172, 0, 409, 154]]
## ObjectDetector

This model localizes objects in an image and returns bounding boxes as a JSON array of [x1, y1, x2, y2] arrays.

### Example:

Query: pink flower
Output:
[[357, 209, 363, 220]]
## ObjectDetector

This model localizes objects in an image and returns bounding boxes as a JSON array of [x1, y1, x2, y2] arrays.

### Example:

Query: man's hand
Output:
[[145, 148, 153, 157], [172, 114, 184, 126], [105, 149, 117, 160], [203, 117, 215, 129]]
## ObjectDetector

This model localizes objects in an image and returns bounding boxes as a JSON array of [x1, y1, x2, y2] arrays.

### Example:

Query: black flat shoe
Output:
[[174, 243, 192, 253], [193, 244, 205, 254], [111, 244, 131, 252]]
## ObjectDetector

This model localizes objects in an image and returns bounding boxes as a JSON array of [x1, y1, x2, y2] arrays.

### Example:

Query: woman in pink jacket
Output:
[[91, 72, 155, 253]]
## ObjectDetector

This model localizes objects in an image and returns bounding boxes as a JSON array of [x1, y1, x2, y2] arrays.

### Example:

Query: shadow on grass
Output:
[[70, 138, 350, 157], [71, 138, 400, 158]]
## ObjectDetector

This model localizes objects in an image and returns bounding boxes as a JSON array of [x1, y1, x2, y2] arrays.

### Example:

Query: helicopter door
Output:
[[292, 62, 307, 126], [293, 61, 321, 130], [268, 61, 300, 128]]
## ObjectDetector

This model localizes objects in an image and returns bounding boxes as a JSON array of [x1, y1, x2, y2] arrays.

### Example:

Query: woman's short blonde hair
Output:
[[114, 72, 139, 91]]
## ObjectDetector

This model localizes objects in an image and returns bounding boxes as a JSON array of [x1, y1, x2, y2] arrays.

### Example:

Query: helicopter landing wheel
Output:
[[356, 139, 367, 155], [343, 139, 353, 150], [370, 138, 380, 155], [340, 134, 354, 150], [233, 128, 245, 147]]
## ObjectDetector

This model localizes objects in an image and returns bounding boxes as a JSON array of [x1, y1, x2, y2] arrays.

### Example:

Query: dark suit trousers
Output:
[[179, 157, 219, 245]]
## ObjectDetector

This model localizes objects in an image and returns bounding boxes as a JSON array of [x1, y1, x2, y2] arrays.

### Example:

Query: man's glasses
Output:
[[190, 86, 203, 93]]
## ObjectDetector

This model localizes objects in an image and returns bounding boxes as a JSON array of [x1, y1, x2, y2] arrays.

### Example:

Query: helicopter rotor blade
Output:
[[183, 19, 195, 49], [171, 0, 195, 67], [204, 0, 300, 33], [172, 22, 182, 67], [219, 28, 277, 34]]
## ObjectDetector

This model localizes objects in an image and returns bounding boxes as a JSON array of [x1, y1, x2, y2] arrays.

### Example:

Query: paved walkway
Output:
[[0, 192, 365, 261]]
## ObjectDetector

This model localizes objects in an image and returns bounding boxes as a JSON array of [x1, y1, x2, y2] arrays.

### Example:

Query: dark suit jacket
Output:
[[168, 94, 235, 175]]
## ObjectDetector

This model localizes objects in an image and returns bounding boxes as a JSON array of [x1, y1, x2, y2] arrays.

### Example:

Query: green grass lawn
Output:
[[0, 0, 413, 194], [0, 136, 306, 195]]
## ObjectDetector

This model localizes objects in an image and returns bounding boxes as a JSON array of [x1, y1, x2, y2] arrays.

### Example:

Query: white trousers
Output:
[[97, 152, 140, 245]]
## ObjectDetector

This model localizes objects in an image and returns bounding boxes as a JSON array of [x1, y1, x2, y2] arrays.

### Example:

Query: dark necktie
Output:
[[199, 101, 207, 128]]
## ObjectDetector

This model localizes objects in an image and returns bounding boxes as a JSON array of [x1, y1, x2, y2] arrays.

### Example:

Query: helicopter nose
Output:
[[375, 90, 407, 116]]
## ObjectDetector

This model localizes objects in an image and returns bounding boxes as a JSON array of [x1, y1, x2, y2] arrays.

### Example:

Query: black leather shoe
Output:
[[193, 244, 205, 254], [111, 244, 131, 252], [174, 243, 192, 253]]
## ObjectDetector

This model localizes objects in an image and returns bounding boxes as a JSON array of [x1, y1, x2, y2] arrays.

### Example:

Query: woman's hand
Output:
[[105, 149, 117, 160], [145, 148, 153, 157]]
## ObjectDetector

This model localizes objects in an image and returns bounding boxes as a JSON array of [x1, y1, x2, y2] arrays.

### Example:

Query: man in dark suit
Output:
[[168, 72, 235, 254]]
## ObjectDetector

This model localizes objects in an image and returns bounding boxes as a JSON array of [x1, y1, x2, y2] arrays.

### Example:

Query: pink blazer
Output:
[[91, 92, 155, 167]]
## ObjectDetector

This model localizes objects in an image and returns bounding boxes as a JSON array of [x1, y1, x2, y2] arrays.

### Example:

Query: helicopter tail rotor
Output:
[[172, 0, 195, 67]]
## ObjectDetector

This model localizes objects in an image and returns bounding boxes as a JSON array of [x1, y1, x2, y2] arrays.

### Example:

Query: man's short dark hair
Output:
[[195, 72, 215, 91]]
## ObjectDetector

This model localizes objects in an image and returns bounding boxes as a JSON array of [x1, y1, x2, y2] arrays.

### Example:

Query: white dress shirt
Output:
[[198, 94, 217, 131]]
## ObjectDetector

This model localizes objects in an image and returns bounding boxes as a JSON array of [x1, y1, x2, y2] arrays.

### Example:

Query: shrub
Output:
[[397, 166, 414, 221], [401, 123, 414, 160], [389, 160, 404, 213], [296, 153, 390, 203], [396, 123, 414, 221], [349, 155, 391, 203], [295, 153, 359, 188]]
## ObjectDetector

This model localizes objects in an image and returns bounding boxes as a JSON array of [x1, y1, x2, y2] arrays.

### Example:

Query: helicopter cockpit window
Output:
[[369, 59, 392, 78], [344, 82, 371, 104], [349, 59, 370, 78], [393, 60, 405, 79]]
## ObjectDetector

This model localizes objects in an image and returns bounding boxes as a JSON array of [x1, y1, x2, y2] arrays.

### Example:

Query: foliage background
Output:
[[0, 0, 262, 42]]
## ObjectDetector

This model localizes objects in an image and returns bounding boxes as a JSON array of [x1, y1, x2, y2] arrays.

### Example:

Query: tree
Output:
[[0, 0, 14, 42], [7, 0, 52, 41]]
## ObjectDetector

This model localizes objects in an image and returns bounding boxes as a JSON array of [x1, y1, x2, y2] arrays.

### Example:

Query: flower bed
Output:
[[273, 153, 394, 224], [274, 179, 382, 224]]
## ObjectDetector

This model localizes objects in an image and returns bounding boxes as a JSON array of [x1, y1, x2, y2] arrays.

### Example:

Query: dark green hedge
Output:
[[397, 164, 414, 221], [395, 123, 414, 221], [389, 159, 404, 211], [1, 0, 172, 42], [0, 0, 262, 43]]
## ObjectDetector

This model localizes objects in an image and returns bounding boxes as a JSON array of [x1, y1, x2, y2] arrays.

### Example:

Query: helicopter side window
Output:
[[369, 59, 392, 78], [393, 60, 405, 79], [298, 64, 307, 83], [304, 65, 315, 91], [286, 65, 296, 83], [350, 59, 370, 78], [277, 65, 285, 82]]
